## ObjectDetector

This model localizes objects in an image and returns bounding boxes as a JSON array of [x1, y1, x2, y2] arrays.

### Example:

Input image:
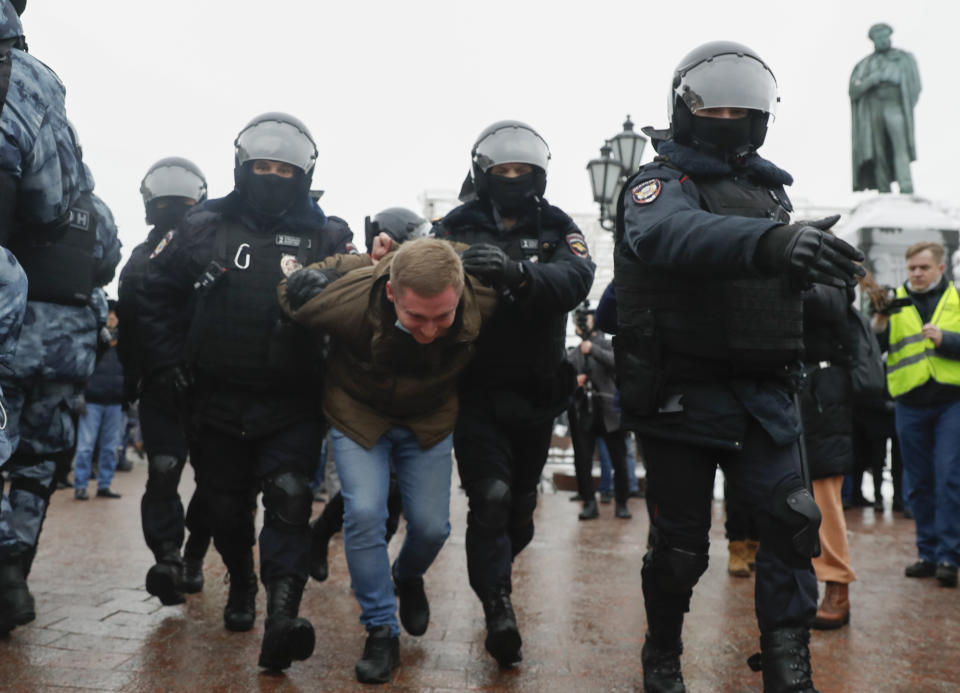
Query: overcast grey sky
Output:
[[23, 1, 960, 294]]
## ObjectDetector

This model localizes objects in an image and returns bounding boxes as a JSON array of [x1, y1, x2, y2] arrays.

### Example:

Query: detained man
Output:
[[279, 237, 496, 684]]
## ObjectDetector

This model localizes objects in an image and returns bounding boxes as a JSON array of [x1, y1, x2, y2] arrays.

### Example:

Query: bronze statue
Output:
[[849, 23, 921, 194]]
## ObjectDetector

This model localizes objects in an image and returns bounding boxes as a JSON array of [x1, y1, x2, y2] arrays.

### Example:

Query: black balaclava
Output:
[[487, 172, 538, 216], [147, 197, 194, 231], [689, 115, 753, 156], [237, 161, 305, 217]]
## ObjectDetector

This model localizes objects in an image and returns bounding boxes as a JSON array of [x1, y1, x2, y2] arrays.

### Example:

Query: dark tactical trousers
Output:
[[640, 419, 817, 639], [455, 395, 553, 598], [139, 384, 209, 562], [192, 419, 321, 583]]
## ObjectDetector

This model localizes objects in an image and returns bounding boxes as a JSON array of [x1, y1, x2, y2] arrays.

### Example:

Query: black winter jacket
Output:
[[85, 345, 125, 404], [800, 284, 855, 480]]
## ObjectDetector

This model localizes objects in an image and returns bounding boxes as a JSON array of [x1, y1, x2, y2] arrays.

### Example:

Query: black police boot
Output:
[[223, 554, 258, 632], [0, 559, 35, 634], [355, 625, 400, 684], [181, 556, 204, 594], [615, 501, 633, 519], [181, 532, 209, 594], [641, 638, 685, 693], [20, 545, 38, 580], [747, 627, 819, 693], [258, 575, 315, 671], [481, 587, 522, 667], [393, 563, 430, 636], [308, 516, 331, 583], [145, 552, 186, 606]]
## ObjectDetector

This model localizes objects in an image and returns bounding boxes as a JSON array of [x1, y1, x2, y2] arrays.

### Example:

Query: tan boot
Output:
[[745, 539, 759, 571], [727, 540, 751, 577], [811, 581, 850, 630]]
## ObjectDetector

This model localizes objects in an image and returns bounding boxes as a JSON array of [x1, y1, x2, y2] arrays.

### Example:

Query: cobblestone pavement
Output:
[[1, 458, 957, 692]]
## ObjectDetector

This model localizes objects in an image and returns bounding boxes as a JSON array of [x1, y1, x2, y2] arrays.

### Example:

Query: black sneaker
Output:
[[905, 560, 937, 578], [615, 502, 633, 519], [393, 566, 430, 636], [96, 487, 122, 499], [935, 563, 958, 588], [354, 625, 399, 684], [74, 488, 88, 501], [578, 499, 599, 520]]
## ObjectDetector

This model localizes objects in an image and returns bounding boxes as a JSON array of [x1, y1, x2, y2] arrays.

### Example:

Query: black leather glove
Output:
[[461, 244, 526, 288], [756, 216, 865, 287], [286, 267, 343, 310], [151, 363, 194, 401]]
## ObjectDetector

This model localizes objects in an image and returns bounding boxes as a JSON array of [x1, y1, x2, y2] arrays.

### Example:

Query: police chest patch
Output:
[[149, 230, 175, 259], [631, 179, 662, 205], [69, 208, 90, 230], [280, 254, 302, 277], [566, 233, 589, 258]]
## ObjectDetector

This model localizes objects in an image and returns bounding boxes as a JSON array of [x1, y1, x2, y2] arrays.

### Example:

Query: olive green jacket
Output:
[[278, 250, 497, 449]]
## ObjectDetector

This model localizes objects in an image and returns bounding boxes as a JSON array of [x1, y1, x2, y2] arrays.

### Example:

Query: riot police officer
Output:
[[0, 0, 121, 635], [117, 157, 212, 606], [138, 113, 355, 672], [363, 206, 430, 252], [432, 121, 595, 667], [613, 42, 864, 692]]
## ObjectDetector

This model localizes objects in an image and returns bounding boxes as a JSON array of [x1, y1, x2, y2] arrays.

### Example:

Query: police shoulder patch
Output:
[[631, 179, 662, 205], [566, 232, 589, 258], [280, 254, 302, 277], [149, 229, 176, 259]]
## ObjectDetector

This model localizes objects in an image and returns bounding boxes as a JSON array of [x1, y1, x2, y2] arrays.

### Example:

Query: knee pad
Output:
[[510, 490, 538, 529], [643, 546, 709, 595], [146, 454, 184, 498], [262, 470, 313, 532], [468, 478, 511, 533], [760, 479, 821, 568]]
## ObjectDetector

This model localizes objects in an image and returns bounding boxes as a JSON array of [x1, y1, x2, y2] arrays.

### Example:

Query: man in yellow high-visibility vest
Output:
[[873, 241, 960, 588]]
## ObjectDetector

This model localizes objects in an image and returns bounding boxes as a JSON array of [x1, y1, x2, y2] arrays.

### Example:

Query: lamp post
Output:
[[586, 115, 648, 230]]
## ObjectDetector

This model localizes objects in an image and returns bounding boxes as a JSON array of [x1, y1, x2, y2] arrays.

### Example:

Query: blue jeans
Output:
[[332, 426, 453, 636], [598, 437, 639, 494], [73, 403, 124, 490], [895, 399, 960, 566]]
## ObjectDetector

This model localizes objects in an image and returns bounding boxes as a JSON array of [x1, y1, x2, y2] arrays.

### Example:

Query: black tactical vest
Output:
[[184, 219, 323, 391], [9, 194, 98, 306], [615, 172, 803, 377], [447, 220, 565, 382]]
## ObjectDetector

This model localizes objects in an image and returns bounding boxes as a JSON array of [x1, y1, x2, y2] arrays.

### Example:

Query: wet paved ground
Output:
[[2, 458, 958, 692]]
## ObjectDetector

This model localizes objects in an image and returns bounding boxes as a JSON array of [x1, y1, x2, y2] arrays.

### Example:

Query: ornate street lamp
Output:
[[609, 115, 647, 177], [587, 116, 649, 231], [586, 141, 623, 230]]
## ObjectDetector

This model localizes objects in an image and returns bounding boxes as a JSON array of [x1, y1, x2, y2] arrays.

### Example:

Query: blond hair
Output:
[[905, 241, 945, 263], [389, 238, 464, 297]]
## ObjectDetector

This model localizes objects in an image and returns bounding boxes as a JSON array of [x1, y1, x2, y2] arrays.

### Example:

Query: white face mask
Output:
[[908, 273, 943, 294]]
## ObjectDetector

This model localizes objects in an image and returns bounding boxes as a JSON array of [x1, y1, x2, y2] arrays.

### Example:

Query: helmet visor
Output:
[[675, 53, 779, 119], [140, 166, 207, 203], [235, 120, 317, 172], [473, 125, 550, 173]]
